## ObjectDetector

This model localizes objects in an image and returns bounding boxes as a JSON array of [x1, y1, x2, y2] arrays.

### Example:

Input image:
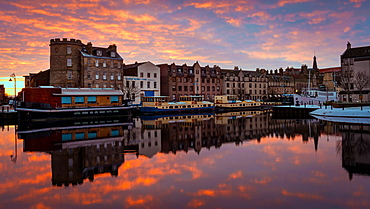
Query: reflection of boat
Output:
[[140, 95, 214, 114], [214, 95, 261, 112], [140, 113, 214, 127], [18, 120, 131, 187], [17, 87, 133, 121], [215, 110, 263, 124]]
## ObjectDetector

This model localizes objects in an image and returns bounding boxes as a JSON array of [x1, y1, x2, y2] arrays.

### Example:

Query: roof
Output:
[[341, 45, 370, 59], [53, 88, 124, 96], [319, 67, 341, 73]]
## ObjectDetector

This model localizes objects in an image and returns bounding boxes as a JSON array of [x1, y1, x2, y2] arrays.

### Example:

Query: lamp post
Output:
[[9, 73, 16, 110]]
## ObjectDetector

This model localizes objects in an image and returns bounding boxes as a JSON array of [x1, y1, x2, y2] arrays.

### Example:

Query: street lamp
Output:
[[9, 73, 16, 110]]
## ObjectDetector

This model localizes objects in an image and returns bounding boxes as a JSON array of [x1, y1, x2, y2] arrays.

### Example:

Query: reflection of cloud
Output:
[[228, 171, 243, 180], [281, 189, 324, 200], [187, 199, 206, 208], [125, 195, 153, 207]]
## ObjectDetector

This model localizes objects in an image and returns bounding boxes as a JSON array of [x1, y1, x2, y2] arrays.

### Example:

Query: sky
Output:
[[1, 0, 370, 95]]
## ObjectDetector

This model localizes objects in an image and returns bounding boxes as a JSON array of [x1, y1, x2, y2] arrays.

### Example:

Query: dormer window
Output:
[[97, 50, 102, 56], [111, 52, 116, 57]]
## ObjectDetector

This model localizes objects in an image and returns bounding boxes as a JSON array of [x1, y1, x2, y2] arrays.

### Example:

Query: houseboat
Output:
[[139, 95, 214, 114], [214, 95, 262, 112], [17, 87, 133, 121]]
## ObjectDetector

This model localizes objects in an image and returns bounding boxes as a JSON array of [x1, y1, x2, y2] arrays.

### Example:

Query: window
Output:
[[88, 96, 96, 103], [154, 82, 157, 88], [62, 133, 72, 141], [97, 50, 102, 56], [75, 96, 84, 104], [140, 81, 144, 88], [132, 81, 136, 87], [147, 73, 150, 78], [103, 72, 107, 80], [117, 72, 121, 80], [75, 132, 84, 140], [62, 97, 72, 104], [103, 60, 106, 67], [67, 58, 72, 67], [67, 46, 72, 54], [95, 72, 99, 80], [140, 72, 143, 77], [172, 85, 176, 91], [147, 82, 150, 88], [111, 52, 116, 57], [87, 72, 91, 79], [154, 73, 157, 78], [88, 131, 97, 139], [190, 86, 193, 91], [118, 62, 121, 68], [111, 60, 114, 68], [178, 86, 182, 91], [95, 60, 99, 67], [111, 73, 114, 80], [111, 96, 119, 103], [111, 129, 119, 136], [126, 81, 130, 87], [184, 86, 188, 91], [67, 70, 72, 79]]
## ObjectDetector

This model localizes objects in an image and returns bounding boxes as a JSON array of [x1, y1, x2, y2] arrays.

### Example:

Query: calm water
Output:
[[1, 111, 370, 209]]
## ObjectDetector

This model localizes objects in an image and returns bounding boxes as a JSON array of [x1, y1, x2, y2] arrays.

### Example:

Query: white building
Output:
[[123, 61, 161, 104]]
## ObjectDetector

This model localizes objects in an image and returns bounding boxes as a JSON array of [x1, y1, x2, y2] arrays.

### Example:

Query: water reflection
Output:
[[2, 111, 370, 208], [15, 111, 331, 188], [338, 124, 370, 180]]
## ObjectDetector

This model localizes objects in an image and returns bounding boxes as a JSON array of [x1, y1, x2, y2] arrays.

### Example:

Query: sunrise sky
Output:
[[1, 0, 370, 95]]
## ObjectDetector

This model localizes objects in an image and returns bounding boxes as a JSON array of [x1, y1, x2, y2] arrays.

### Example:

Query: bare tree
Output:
[[339, 69, 354, 102], [354, 70, 370, 102], [123, 83, 141, 101]]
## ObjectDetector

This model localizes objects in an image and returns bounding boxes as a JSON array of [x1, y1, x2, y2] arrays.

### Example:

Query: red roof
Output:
[[319, 67, 341, 73]]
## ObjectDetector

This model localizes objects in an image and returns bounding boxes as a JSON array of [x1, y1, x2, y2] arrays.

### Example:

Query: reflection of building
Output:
[[340, 124, 370, 180], [18, 120, 132, 187]]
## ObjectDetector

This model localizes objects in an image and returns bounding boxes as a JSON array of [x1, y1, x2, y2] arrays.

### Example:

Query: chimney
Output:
[[347, 42, 351, 50], [86, 42, 93, 54]]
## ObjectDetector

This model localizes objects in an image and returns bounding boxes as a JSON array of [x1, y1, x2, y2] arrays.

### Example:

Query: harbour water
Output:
[[1, 111, 369, 208]]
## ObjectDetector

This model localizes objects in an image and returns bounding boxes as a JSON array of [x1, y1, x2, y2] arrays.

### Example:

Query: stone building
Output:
[[221, 67, 268, 101], [122, 61, 161, 104], [158, 62, 222, 101], [25, 38, 124, 90], [340, 42, 370, 102]]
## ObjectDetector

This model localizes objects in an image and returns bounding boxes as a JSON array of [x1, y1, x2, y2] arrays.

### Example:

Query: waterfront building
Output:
[[0, 84, 5, 104], [221, 67, 268, 101], [25, 38, 125, 90], [158, 62, 222, 101], [122, 61, 161, 104], [340, 42, 370, 102]]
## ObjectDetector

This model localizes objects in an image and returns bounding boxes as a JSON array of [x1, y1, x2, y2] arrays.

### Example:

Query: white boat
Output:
[[294, 90, 338, 106], [310, 106, 370, 124]]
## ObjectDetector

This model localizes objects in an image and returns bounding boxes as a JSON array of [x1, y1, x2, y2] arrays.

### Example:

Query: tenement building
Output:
[[221, 67, 268, 101], [340, 42, 370, 102], [122, 61, 161, 104], [158, 62, 222, 101], [25, 38, 124, 90]]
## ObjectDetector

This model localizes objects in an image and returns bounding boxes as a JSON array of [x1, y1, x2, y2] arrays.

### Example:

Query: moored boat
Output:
[[214, 95, 262, 112], [139, 95, 214, 114], [17, 87, 133, 121]]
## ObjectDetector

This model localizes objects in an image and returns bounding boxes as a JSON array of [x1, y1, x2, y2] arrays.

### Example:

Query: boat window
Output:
[[62, 133, 72, 141], [61, 97, 72, 104], [75, 132, 85, 140], [88, 96, 97, 104], [74, 96, 84, 104], [110, 96, 119, 103]]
